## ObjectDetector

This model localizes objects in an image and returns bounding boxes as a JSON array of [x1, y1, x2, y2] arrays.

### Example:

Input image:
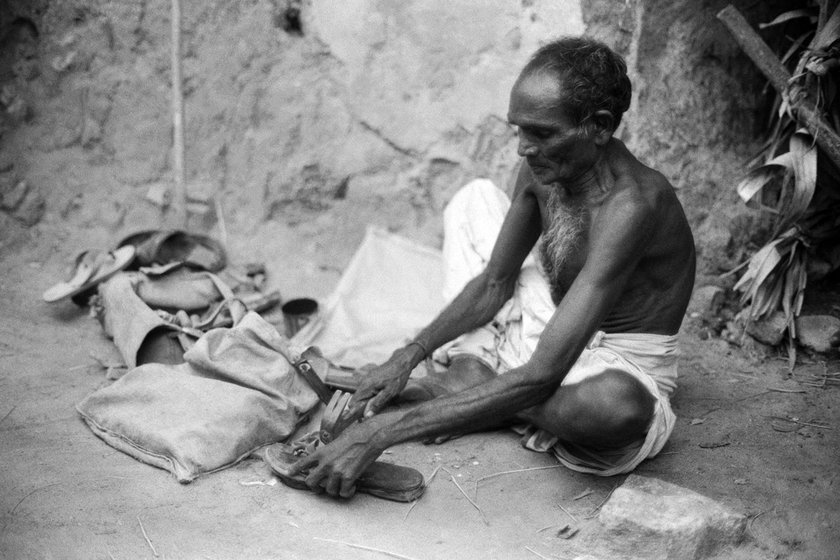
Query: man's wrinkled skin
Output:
[[290, 61, 696, 499]]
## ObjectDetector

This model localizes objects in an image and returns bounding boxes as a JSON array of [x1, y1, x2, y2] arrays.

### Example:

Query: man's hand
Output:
[[349, 345, 424, 417], [289, 418, 387, 499]]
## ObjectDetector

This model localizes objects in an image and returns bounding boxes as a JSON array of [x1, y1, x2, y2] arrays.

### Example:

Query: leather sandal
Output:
[[264, 433, 425, 502], [117, 230, 227, 272]]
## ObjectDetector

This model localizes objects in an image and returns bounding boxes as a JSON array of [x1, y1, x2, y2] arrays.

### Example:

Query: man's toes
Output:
[[422, 433, 463, 445]]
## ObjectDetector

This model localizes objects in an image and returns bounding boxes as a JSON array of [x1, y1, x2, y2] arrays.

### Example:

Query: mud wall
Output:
[[0, 0, 778, 278]]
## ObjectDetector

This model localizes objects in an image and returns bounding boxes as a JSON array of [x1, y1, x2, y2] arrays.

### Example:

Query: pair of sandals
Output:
[[42, 230, 226, 304]]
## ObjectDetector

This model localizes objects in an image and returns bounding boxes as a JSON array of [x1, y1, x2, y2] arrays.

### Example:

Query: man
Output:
[[291, 36, 696, 498]]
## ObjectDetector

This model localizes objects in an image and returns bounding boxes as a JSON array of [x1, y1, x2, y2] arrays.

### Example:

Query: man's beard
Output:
[[539, 187, 590, 303]]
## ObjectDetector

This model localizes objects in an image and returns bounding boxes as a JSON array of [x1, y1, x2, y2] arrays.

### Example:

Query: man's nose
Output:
[[517, 137, 538, 157]]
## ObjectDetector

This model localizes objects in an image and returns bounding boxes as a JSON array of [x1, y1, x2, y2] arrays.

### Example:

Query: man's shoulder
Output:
[[611, 162, 678, 217]]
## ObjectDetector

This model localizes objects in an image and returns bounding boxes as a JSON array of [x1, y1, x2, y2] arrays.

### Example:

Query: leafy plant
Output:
[[732, 0, 840, 353]]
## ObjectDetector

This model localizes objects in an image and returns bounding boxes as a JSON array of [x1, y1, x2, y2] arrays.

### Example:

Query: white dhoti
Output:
[[436, 179, 678, 476]]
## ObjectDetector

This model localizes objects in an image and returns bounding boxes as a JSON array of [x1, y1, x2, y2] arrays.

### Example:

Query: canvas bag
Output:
[[77, 311, 320, 482]]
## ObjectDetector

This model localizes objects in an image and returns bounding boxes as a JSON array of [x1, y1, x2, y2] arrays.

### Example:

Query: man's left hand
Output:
[[289, 417, 387, 499]]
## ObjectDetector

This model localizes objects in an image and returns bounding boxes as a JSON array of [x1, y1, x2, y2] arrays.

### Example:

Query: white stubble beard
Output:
[[539, 187, 590, 302]]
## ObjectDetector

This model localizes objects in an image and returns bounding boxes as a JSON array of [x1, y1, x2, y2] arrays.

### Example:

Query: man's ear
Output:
[[587, 110, 615, 145]]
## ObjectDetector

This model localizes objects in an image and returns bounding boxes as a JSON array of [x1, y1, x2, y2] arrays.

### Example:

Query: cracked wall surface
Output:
[[0, 0, 775, 278]]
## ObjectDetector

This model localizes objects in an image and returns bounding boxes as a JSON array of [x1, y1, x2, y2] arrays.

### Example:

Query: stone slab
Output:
[[795, 315, 840, 354], [598, 475, 746, 560], [745, 311, 787, 346], [687, 285, 725, 316]]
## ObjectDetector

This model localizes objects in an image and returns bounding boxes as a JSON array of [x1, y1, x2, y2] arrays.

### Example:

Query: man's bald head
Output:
[[518, 37, 632, 131]]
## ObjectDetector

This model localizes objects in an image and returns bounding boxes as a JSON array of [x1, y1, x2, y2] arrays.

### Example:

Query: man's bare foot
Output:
[[398, 354, 496, 403], [423, 433, 463, 445]]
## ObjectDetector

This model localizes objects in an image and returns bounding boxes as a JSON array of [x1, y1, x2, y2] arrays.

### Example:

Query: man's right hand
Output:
[[349, 344, 425, 418]]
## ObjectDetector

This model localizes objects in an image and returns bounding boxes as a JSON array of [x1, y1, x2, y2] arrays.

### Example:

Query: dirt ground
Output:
[[0, 224, 838, 560]]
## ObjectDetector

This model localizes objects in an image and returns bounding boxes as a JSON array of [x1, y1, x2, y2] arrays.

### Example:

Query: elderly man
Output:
[[291, 36, 696, 497]]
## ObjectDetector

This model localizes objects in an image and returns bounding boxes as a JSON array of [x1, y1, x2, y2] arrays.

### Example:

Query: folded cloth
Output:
[[516, 331, 678, 476], [77, 312, 320, 482]]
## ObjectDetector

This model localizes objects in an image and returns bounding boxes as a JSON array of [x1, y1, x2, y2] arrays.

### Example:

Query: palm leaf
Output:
[[759, 9, 817, 29], [780, 130, 818, 228], [813, 3, 840, 49], [781, 30, 815, 65], [736, 152, 792, 204]]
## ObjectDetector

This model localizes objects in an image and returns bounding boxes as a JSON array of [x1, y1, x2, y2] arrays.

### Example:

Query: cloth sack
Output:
[[77, 311, 320, 482], [293, 226, 445, 366]]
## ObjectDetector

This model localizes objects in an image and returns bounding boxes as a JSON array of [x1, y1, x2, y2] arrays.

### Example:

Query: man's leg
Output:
[[400, 355, 496, 402], [519, 369, 655, 450]]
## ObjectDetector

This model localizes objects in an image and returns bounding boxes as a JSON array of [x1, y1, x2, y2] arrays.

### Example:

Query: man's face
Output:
[[507, 71, 599, 185]]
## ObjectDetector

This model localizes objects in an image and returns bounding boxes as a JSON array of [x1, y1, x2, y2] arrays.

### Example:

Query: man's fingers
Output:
[[345, 401, 367, 421], [325, 472, 342, 497], [288, 454, 317, 476], [364, 383, 400, 417], [304, 466, 328, 492], [364, 392, 388, 418], [339, 479, 357, 499]]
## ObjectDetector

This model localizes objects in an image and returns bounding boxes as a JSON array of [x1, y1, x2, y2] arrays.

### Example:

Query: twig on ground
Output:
[[404, 465, 442, 521], [525, 545, 555, 559], [403, 498, 420, 521], [215, 198, 228, 250], [572, 488, 593, 500], [768, 416, 832, 430], [746, 509, 769, 541], [313, 537, 421, 560], [137, 516, 159, 558], [536, 523, 561, 533], [0, 406, 15, 427], [584, 486, 617, 519], [799, 368, 840, 388], [735, 390, 772, 402], [557, 503, 578, 523], [473, 464, 564, 498], [2, 482, 62, 532], [767, 386, 807, 394], [442, 467, 489, 525], [474, 464, 564, 486]]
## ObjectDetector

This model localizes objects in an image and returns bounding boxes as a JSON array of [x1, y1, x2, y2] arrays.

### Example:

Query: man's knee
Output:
[[577, 370, 654, 439], [536, 369, 655, 447], [579, 370, 655, 435]]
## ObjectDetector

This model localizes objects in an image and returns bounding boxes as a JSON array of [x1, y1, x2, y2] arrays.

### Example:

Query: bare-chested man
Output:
[[291, 36, 696, 498]]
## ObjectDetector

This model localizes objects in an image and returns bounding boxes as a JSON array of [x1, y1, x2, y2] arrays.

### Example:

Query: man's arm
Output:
[[296, 186, 659, 497], [351, 167, 543, 414]]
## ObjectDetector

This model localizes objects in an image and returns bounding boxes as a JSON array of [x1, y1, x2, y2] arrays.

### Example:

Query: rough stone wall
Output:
[[583, 0, 786, 278], [0, 1, 583, 246], [0, 0, 779, 280]]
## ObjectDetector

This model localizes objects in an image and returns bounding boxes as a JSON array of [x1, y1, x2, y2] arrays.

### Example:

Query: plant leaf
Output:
[[736, 152, 793, 204], [781, 130, 818, 227], [734, 238, 785, 293], [759, 10, 816, 29], [781, 30, 814, 65], [813, 2, 840, 49]]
